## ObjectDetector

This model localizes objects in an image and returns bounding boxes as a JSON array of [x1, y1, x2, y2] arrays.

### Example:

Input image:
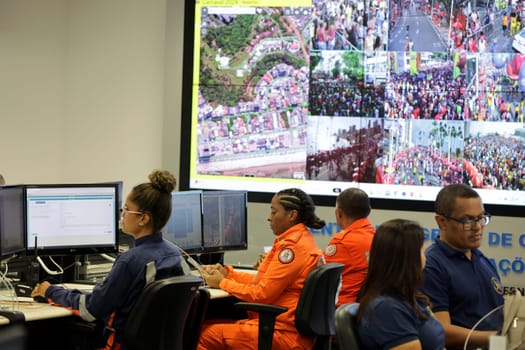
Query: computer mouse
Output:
[[33, 295, 48, 303]]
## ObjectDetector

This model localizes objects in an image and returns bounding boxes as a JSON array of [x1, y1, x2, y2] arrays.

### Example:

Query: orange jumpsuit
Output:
[[197, 223, 323, 350], [323, 218, 374, 306]]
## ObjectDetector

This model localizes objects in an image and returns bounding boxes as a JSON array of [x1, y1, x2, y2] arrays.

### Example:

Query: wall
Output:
[[63, 0, 169, 187], [0, 0, 67, 182], [0, 0, 182, 195]]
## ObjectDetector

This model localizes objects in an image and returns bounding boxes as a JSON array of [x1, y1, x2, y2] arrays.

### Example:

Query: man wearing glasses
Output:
[[421, 183, 504, 350]]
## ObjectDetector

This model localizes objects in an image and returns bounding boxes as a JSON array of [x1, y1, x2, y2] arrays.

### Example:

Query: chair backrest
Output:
[[295, 262, 344, 337], [334, 302, 361, 350], [123, 274, 204, 350], [183, 286, 211, 350], [0, 324, 26, 350]]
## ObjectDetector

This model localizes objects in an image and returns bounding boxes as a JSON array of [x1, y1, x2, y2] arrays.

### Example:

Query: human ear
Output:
[[288, 209, 299, 223], [140, 212, 152, 226], [435, 215, 446, 230]]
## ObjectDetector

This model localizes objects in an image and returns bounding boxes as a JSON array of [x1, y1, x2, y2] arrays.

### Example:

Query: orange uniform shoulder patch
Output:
[[324, 244, 337, 257], [278, 248, 295, 264]]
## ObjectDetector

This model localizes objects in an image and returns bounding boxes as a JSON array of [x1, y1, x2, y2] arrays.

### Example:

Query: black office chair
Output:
[[122, 274, 206, 350], [0, 324, 27, 350], [334, 302, 361, 350], [184, 286, 211, 350], [236, 262, 344, 350]]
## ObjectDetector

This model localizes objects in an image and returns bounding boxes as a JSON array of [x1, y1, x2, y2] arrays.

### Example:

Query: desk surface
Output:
[[0, 268, 256, 325], [0, 297, 73, 325], [0, 287, 229, 326], [190, 267, 257, 299], [61, 282, 232, 299]]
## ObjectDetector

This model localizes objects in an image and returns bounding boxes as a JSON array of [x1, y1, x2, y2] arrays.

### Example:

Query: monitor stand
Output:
[[198, 252, 224, 265]]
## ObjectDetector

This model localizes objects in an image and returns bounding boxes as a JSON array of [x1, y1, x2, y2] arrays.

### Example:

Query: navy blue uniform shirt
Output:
[[421, 236, 504, 331], [46, 232, 183, 345], [358, 295, 445, 350]]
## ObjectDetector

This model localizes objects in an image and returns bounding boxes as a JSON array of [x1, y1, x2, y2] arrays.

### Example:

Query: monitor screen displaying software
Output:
[[163, 190, 204, 253], [202, 190, 248, 253], [25, 184, 119, 254], [0, 186, 25, 258]]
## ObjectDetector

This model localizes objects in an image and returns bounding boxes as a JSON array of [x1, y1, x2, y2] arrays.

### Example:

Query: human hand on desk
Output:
[[202, 263, 229, 277], [31, 281, 51, 299], [202, 269, 225, 288], [201, 264, 228, 288]]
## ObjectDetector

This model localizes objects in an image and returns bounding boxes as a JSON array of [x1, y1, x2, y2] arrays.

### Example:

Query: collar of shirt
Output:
[[433, 235, 483, 260], [135, 232, 163, 246]]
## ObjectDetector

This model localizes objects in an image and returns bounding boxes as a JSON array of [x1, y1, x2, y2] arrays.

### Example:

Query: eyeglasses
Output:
[[438, 213, 491, 231], [120, 207, 144, 215]]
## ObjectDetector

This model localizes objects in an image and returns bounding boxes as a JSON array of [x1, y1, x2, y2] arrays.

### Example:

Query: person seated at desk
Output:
[[31, 170, 184, 350], [197, 188, 326, 350], [357, 219, 445, 350], [323, 187, 374, 306], [421, 184, 503, 350]]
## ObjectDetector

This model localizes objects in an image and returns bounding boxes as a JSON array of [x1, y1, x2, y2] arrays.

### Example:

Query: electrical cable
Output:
[[463, 304, 504, 350], [99, 253, 116, 263], [36, 256, 64, 276]]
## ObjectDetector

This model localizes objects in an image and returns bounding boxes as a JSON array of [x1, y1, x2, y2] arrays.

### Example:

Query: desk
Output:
[[0, 277, 246, 349], [190, 266, 257, 298], [6, 297, 72, 320], [61, 282, 232, 299], [0, 296, 77, 349], [61, 282, 236, 321], [0, 296, 73, 326], [0, 268, 257, 325]]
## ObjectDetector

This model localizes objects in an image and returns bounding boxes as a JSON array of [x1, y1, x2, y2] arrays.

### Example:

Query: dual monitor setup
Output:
[[0, 183, 121, 260], [0, 182, 247, 283], [163, 190, 248, 258]]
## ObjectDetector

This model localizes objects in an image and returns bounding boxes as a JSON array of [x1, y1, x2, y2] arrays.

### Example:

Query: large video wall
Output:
[[182, 0, 525, 209]]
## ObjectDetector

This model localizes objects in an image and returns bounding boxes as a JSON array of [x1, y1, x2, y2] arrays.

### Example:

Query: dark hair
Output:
[[357, 219, 429, 321], [336, 187, 371, 219], [435, 183, 481, 216], [128, 169, 177, 232], [276, 188, 326, 230]]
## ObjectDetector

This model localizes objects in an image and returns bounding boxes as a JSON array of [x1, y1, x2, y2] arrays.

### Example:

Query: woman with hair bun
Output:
[[198, 188, 326, 350], [32, 169, 184, 349]]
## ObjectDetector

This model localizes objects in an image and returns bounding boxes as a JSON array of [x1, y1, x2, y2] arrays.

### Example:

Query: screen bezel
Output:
[[0, 185, 26, 258], [24, 183, 120, 256], [163, 190, 204, 254], [201, 190, 248, 253], [178, 1, 525, 218]]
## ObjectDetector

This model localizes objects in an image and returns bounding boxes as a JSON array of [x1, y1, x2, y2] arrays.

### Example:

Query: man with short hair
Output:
[[324, 187, 374, 306], [421, 183, 504, 349]]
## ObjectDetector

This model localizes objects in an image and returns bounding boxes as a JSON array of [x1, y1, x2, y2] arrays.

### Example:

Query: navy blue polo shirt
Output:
[[421, 236, 504, 331], [358, 295, 445, 350]]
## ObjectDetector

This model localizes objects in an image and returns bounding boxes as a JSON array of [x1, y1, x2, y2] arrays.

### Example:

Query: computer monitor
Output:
[[0, 185, 26, 259], [202, 190, 248, 253], [96, 180, 123, 208], [25, 183, 120, 255], [163, 190, 204, 253]]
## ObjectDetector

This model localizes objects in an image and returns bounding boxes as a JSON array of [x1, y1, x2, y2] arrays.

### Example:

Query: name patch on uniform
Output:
[[278, 248, 294, 264], [324, 244, 337, 257]]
